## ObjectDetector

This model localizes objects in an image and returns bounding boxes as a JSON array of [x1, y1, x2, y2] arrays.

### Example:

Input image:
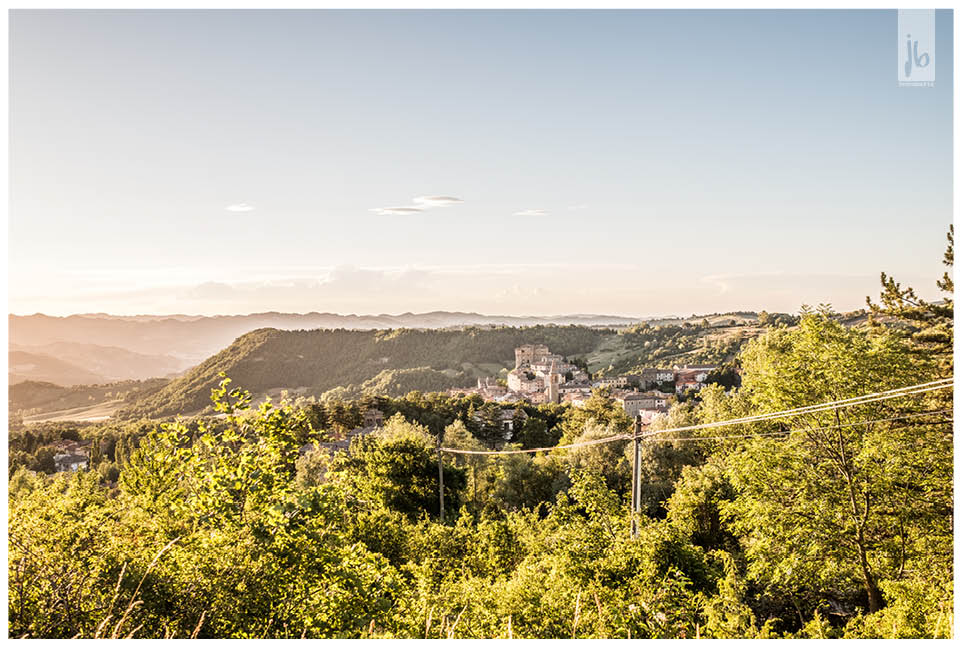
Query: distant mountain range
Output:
[[10, 311, 647, 368]]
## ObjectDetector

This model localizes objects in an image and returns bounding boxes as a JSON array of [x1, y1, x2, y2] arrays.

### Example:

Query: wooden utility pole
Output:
[[437, 443, 446, 521], [631, 415, 643, 539]]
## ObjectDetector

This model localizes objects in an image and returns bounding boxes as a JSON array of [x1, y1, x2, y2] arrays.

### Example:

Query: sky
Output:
[[8, 9, 954, 317]]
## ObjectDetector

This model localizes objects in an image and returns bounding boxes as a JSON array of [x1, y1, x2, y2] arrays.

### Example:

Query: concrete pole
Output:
[[437, 444, 446, 521], [631, 415, 642, 539]]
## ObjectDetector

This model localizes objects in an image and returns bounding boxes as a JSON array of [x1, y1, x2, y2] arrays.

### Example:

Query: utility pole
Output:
[[631, 415, 643, 539], [437, 443, 446, 521]]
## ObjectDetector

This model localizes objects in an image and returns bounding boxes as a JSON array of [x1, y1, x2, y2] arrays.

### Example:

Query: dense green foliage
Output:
[[10, 314, 951, 638], [320, 367, 474, 402], [590, 316, 784, 377], [8, 232, 953, 639]]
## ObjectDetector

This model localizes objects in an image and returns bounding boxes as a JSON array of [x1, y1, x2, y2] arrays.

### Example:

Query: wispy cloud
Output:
[[372, 194, 463, 215], [568, 204, 588, 211], [370, 206, 424, 215], [414, 195, 463, 207], [514, 209, 547, 216], [226, 203, 255, 212]]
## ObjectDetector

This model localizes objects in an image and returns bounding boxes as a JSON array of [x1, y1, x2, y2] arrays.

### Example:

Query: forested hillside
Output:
[[117, 325, 611, 419], [114, 317, 773, 420]]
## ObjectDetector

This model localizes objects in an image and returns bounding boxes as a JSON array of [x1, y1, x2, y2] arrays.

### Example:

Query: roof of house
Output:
[[55, 453, 89, 465]]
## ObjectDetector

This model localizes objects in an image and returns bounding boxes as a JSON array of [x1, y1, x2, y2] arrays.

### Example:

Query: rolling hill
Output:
[[117, 325, 613, 418], [9, 378, 169, 421], [10, 342, 188, 382], [115, 315, 779, 420], [9, 350, 108, 386]]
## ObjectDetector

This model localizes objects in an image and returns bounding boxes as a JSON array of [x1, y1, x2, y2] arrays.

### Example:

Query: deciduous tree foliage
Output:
[[8, 230, 954, 638]]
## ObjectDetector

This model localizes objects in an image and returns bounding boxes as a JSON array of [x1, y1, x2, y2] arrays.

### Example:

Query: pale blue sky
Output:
[[9, 9, 954, 316]]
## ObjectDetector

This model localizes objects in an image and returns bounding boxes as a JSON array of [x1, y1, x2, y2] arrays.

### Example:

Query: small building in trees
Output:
[[498, 407, 528, 435], [53, 453, 89, 473], [362, 408, 385, 428]]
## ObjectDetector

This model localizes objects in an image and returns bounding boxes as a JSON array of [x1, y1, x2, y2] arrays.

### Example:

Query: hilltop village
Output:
[[31, 343, 719, 473], [452, 344, 717, 426]]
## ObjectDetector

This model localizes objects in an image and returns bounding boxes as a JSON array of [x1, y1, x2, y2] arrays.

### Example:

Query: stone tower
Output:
[[546, 359, 561, 404]]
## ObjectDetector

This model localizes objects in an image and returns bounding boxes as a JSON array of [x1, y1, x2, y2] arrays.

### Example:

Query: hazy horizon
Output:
[[5, 298, 886, 321], [10, 9, 953, 316]]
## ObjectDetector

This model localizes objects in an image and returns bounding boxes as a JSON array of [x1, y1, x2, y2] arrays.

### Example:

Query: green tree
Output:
[[330, 414, 466, 520], [567, 422, 630, 493], [490, 450, 563, 512], [471, 402, 507, 447], [442, 420, 488, 509], [30, 447, 56, 474], [725, 312, 947, 613], [515, 416, 555, 449], [666, 458, 735, 551], [559, 390, 631, 444]]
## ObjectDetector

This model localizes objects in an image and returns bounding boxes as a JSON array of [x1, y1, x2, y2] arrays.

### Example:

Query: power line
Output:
[[647, 409, 952, 444], [443, 433, 629, 456], [652, 378, 952, 435], [648, 380, 953, 433], [439, 380, 953, 456]]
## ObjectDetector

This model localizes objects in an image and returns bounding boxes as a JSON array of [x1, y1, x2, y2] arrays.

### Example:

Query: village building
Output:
[[475, 344, 585, 406], [52, 440, 92, 473], [498, 407, 528, 435], [514, 344, 550, 368], [635, 409, 666, 426], [530, 359, 578, 377], [527, 391, 549, 405], [559, 380, 592, 395], [362, 408, 385, 428], [54, 453, 89, 473], [468, 406, 529, 438], [641, 368, 676, 388], [507, 368, 545, 393], [546, 360, 562, 404], [592, 376, 629, 389], [618, 391, 670, 417], [673, 366, 717, 393]]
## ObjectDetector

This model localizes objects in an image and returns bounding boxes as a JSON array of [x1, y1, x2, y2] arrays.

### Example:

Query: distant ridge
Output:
[[47, 310, 646, 324], [10, 311, 649, 365]]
